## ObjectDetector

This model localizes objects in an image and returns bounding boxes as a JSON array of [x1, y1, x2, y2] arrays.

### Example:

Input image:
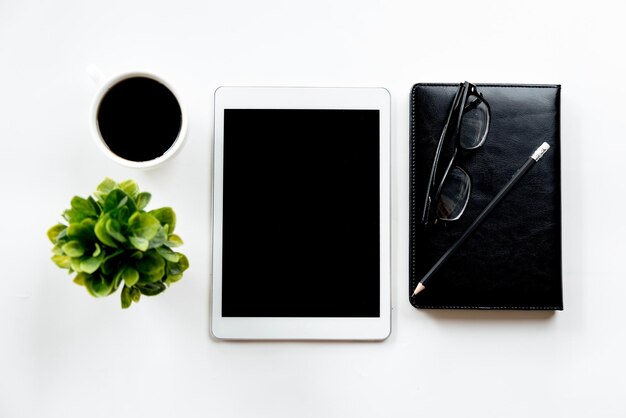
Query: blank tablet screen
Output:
[[222, 109, 380, 317]]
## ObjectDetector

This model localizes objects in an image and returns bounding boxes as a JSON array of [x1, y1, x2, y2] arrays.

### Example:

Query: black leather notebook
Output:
[[410, 83, 563, 310]]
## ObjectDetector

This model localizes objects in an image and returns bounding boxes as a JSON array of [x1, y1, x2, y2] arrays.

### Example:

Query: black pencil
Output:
[[412, 142, 551, 297]]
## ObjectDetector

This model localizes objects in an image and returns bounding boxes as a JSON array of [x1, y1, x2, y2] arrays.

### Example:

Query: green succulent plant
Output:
[[47, 178, 189, 308]]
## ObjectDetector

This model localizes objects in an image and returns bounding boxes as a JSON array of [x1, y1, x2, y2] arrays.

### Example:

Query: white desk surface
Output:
[[1, 1, 624, 417]]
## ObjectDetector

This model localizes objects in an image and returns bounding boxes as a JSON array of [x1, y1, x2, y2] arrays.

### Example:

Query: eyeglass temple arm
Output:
[[421, 86, 464, 223], [429, 84, 465, 188]]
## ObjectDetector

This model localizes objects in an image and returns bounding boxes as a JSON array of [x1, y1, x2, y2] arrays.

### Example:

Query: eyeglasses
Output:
[[421, 81, 491, 226]]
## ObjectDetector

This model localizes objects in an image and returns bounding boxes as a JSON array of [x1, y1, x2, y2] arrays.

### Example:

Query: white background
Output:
[[0, 0, 624, 417]]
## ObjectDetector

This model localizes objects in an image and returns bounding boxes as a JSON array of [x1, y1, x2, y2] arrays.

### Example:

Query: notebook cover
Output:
[[410, 83, 563, 310]]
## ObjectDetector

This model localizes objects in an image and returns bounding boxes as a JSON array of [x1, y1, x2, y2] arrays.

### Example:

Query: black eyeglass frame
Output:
[[420, 81, 491, 226]]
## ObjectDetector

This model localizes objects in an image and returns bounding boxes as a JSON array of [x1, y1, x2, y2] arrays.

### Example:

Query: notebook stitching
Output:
[[410, 84, 418, 305], [416, 83, 559, 89], [413, 306, 561, 310], [409, 83, 559, 310]]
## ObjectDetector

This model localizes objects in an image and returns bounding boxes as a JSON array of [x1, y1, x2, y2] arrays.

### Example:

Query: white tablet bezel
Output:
[[211, 87, 391, 340]]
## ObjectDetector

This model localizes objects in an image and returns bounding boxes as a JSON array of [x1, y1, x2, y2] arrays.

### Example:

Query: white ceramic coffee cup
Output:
[[87, 65, 187, 169]]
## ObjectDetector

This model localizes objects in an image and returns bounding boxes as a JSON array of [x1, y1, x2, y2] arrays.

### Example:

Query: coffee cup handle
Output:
[[86, 64, 106, 86]]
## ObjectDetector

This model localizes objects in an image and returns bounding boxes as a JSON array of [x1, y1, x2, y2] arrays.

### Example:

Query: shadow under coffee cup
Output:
[[89, 67, 187, 168]]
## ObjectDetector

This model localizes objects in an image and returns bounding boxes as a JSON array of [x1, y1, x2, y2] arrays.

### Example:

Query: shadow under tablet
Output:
[[221, 109, 380, 318]]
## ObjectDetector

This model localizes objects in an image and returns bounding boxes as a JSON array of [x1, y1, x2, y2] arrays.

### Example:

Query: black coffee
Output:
[[97, 77, 182, 162]]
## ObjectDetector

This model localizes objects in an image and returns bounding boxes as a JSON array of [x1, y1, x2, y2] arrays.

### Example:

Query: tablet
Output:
[[211, 87, 390, 340]]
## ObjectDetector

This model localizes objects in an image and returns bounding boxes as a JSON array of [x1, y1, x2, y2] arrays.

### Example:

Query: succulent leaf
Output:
[[62, 241, 85, 258], [166, 234, 184, 247], [121, 285, 132, 309], [137, 282, 166, 296], [122, 267, 140, 287], [65, 196, 98, 222], [80, 252, 104, 274], [148, 226, 168, 249], [105, 218, 126, 243], [135, 192, 151, 211], [130, 287, 141, 302], [85, 274, 115, 297], [136, 250, 166, 275], [52, 255, 71, 269], [52, 244, 64, 255], [92, 243, 101, 258], [104, 189, 131, 214], [70, 257, 82, 272], [149, 207, 176, 233], [129, 212, 160, 240], [94, 177, 116, 202], [168, 253, 190, 276], [73, 273, 87, 286], [129, 236, 149, 251], [119, 179, 140, 199], [157, 246, 180, 262], [47, 224, 67, 244], [94, 215, 118, 248], [67, 220, 96, 244]]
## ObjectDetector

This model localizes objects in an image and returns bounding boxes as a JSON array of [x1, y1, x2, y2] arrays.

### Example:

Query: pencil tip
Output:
[[412, 283, 425, 297]]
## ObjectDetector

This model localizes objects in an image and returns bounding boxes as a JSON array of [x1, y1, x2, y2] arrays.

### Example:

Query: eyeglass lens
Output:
[[459, 97, 489, 149], [436, 166, 471, 221]]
